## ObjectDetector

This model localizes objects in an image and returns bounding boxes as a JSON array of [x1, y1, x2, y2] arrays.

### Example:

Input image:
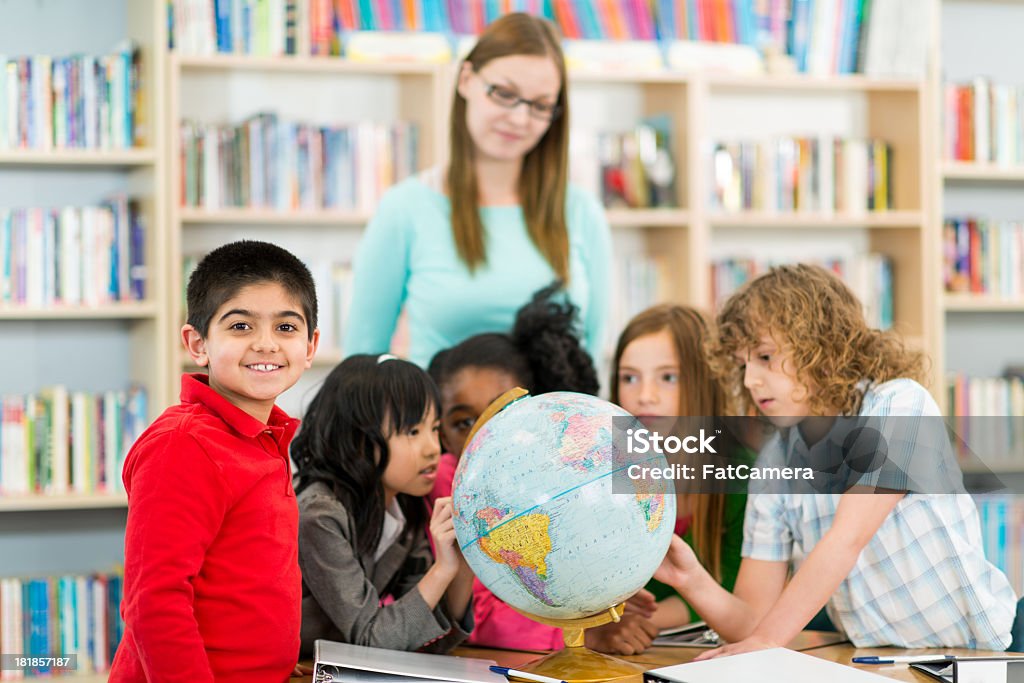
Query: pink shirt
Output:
[[429, 453, 564, 651]]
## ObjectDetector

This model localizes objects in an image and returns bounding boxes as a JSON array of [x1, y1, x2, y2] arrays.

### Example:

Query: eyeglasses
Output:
[[475, 72, 562, 122]]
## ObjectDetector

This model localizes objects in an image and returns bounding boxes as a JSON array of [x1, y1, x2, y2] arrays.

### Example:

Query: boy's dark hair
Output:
[[292, 354, 441, 558], [186, 240, 318, 340], [428, 281, 599, 396]]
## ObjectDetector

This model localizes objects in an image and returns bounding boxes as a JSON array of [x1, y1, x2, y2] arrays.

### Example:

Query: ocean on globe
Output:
[[451, 391, 676, 621]]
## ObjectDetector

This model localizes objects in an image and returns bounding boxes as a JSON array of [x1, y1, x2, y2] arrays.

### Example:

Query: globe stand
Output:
[[512, 603, 646, 683]]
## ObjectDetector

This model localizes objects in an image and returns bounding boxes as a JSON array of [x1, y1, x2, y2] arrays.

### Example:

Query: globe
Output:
[[451, 391, 676, 622]]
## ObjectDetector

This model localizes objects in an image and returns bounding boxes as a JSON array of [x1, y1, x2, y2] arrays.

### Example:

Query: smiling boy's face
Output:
[[734, 335, 813, 427], [182, 281, 319, 423]]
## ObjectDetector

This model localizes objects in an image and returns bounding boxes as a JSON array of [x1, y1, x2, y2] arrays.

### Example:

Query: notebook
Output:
[[313, 640, 507, 683], [653, 621, 721, 647], [644, 647, 892, 683], [909, 656, 1024, 683], [652, 624, 848, 650]]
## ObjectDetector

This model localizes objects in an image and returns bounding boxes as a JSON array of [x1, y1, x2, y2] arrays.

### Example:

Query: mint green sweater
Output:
[[343, 174, 612, 367]]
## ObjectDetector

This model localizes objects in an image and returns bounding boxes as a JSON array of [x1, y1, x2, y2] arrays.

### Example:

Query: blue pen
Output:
[[488, 665, 567, 683], [852, 655, 956, 664]]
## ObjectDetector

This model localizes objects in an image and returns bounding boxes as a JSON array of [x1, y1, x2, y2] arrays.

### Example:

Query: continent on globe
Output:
[[475, 507, 558, 607]]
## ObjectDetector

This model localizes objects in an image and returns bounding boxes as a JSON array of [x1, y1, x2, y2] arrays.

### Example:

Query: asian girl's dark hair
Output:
[[292, 354, 441, 558]]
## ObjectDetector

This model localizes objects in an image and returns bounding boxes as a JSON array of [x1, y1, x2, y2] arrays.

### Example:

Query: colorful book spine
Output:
[[0, 573, 123, 679], [179, 116, 418, 212], [0, 386, 146, 497], [570, 117, 677, 210], [0, 200, 145, 308], [0, 46, 139, 151], [974, 495, 1024, 596], [945, 78, 1024, 165], [943, 218, 1024, 299], [709, 136, 893, 215], [711, 254, 893, 329]]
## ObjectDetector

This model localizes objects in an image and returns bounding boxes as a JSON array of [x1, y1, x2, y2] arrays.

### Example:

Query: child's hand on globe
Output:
[[429, 496, 460, 578], [653, 535, 700, 588]]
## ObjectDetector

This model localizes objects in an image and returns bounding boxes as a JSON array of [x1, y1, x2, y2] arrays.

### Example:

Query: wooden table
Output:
[[452, 640, 1008, 682], [297, 634, 1009, 682]]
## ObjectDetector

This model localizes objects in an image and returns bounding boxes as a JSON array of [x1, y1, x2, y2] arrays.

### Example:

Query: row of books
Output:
[[607, 253, 662, 358], [309, 260, 354, 354], [659, 0, 915, 78], [0, 574, 123, 679], [171, 0, 556, 54], [182, 255, 353, 354], [570, 118, 677, 210], [180, 116, 418, 211], [976, 495, 1024, 597], [711, 254, 894, 329], [947, 373, 1024, 471], [0, 386, 147, 497], [166, 0, 926, 78], [0, 200, 146, 309], [943, 218, 1024, 299], [0, 44, 141, 151], [710, 137, 893, 214], [944, 78, 1024, 165]]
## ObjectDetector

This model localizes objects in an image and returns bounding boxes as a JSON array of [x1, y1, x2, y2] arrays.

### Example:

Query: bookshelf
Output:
[[934, 0, 1024, 596], [943, 161, 1024, 182], [161, 20, 939, 412], [0, 0, 167, 676], [935, 0, 1024, 402], [167, 47, 450, 416], [0, 149, 157, 166]]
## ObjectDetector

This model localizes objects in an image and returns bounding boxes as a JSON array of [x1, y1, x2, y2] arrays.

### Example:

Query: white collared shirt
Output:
[[373, 498, 407, 562]]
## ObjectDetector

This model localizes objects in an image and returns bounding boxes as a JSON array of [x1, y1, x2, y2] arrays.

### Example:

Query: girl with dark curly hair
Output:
[[424, 282, 658, 655]]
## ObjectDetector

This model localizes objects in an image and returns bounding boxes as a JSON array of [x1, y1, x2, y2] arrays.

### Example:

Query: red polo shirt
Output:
[[110, 374, 301, 683]]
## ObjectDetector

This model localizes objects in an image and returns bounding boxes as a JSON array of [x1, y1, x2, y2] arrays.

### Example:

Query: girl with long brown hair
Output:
[[611, 304, 753, 630], [343, 13, 611, 368]]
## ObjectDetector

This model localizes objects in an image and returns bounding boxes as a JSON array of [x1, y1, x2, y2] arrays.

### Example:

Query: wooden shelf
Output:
[[709, 211, 923, 229], [942, 162, 1024, 181], [705, 73, 921, 93], [944, 294, 1024, 312], [179, 206, 373, 226], [569, 69, 689, 85], [0, 302, 159, 320], [0, 494, 127, 512], [606, 208, 688, 228], [174, 53, 441, 75], [0, 148, 156, 167]]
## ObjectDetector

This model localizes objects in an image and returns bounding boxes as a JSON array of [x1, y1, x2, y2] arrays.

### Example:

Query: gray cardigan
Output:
[[297, 482, 472, 658]]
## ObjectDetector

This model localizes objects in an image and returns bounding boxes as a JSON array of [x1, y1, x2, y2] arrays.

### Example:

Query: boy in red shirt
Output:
[[110, 241, 320, 683]]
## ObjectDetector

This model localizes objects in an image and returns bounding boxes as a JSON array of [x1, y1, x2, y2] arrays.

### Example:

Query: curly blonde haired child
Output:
[[708, 263, 925, 416], [653, 264, 1015, 659]]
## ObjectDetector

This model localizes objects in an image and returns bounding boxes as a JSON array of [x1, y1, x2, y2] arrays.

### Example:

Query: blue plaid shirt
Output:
[[743, 379, 1016, 649]]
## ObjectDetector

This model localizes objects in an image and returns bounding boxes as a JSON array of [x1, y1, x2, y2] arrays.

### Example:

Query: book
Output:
[[313, 640, 506, 683], [910, 656, 1024, 683], [644, 647, 891, 683]]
